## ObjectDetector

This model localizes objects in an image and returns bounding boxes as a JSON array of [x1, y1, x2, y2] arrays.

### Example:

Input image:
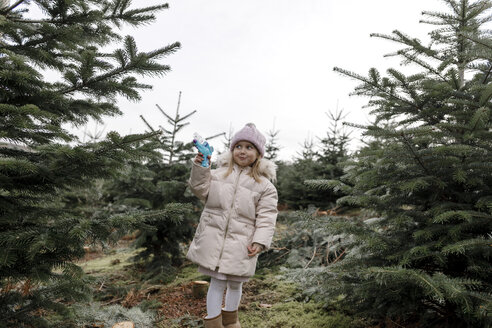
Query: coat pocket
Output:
[[193, 213, 210, 241], [232, 219, 255, 258]]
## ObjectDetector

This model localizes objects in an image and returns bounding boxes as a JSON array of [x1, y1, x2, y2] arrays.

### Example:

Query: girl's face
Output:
[[233, 141, 259, 167]]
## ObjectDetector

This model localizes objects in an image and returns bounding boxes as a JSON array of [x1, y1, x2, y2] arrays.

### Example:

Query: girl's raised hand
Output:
[[194, 152, 211, 166], [194, 152, 204, 165], [247, 243, 264, 257]]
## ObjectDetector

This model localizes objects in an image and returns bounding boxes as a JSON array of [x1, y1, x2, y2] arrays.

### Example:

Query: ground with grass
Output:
[[68, 220, 362, 328]]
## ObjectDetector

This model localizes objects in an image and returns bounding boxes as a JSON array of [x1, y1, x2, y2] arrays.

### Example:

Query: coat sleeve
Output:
[[188, 161, 212, 202], [252, 182, 278, 250]]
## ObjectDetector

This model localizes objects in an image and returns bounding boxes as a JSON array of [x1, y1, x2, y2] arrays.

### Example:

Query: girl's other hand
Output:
[[247, 243, 264, 257]]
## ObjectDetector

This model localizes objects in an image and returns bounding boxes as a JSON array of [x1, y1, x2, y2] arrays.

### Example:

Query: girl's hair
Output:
[[224, 150, 263, 183]]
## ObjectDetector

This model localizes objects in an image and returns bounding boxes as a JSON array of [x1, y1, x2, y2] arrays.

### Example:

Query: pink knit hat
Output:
[[230, 123, 266, 156]]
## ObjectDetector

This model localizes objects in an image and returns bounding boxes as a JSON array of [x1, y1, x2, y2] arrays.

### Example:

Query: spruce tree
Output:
[[105, 158, 195, 283], [305, 1, 492, 326], [276, 157, 328, 210], [264, 121, 281, 161], [112, 93, 200, 283], [149, 91, 197, 164], [277, 109, 351, 210], [317, 108, 351, 179], [0, 1, 180, 325], [297, 136, 317, 161]]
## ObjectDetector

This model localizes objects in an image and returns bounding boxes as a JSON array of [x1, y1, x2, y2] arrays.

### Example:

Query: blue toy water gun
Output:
[[193, 133, 214, 167]]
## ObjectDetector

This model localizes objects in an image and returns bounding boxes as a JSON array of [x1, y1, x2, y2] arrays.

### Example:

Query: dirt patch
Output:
[[155, 282, 207, 319], [94, 280, 207, 320], [114, 275, 289, 320]]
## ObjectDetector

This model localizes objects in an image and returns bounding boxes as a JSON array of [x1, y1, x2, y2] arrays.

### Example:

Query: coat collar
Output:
[[217, 152, 277, 182]]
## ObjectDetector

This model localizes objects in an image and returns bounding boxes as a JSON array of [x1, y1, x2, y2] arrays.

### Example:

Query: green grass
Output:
[[236, 266, 362, 328], [239, 302, 359, 328], [168, 263, 209, 287], [78, 247, 143, 275], [75, 242, 363, 328]]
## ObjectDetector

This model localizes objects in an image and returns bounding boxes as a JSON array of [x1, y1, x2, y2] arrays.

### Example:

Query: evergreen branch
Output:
[[92, 131, 161, 159], [482, 64, 492, 84], [433, 210, 472, 224], [176, 122, 190, 129], [459, 34, 492, 51], [14, 131, 162, 181], [441, 238, 489, 255], [399, 132, 430, 175], [418, 19, 450, 26], [371, 30, 440, 60], [177, 110, 197, 122], [10, 18, 73, 24], [156, 104, 174, 121], [304, 179, 352, 194], [139, 115, 155, 132], [158, 125, 172, 135], [10, 4, 169, 26], [370, 267, 444, 300], [421, 10, 460, 22], [59, 64, 125, 94], [5, 30, 79, 66], [206, 132, 226, 140], [398, 52, 449, 83], [59, 42, 180, 94], [467, 107, 489, 132], [1, 0, 26, 14], [333, 67, 418, 109]]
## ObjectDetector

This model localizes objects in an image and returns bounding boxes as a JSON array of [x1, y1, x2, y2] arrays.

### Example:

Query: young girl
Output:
[[187, 123, 278, 328]]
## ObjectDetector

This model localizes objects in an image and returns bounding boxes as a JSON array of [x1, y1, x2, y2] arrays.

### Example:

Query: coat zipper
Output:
[[217, 167, 243, 267]]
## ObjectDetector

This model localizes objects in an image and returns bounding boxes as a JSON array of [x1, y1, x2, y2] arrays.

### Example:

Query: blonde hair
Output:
[[224, 151, 263, 183]]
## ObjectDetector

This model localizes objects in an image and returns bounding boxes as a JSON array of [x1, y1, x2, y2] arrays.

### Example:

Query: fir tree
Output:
[[113, 92, 203, 282], [317, 107, 351, 179], [0, 1, 180, 325], [276, 158, 329, 210], [264, 120, 281, 161], [297, 136, 316, 161], [149, 91, 196, 164], [105, 159, 195, 283], [115, 93, 225, 282], [276, 108, 351, 210], [305, 1, 492, 326]]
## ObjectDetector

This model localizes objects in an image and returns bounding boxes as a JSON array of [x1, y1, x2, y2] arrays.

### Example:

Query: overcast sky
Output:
[[75, 0, 446, 161]]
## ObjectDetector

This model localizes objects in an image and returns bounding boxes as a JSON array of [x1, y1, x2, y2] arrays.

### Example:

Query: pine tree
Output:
[[0, 1, 180, 325], [276, 108, 351, 210], [110, 94, 226, 283], [111, 92, 203, 282], [317, 107, 351, 179], [264, 120, 281, 161], [142, 91, 197, 164], [304, 1, 492, 326], [105, 158, 195, 283], [276, 157, 329, 210], [297, 136, 317, 161]]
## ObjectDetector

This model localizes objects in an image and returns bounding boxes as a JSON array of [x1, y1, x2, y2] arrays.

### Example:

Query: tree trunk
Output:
[[192, 280, 209, 299]]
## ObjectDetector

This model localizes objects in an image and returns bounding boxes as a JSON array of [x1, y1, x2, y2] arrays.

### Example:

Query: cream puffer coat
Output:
[[186, 152, 278, 277]]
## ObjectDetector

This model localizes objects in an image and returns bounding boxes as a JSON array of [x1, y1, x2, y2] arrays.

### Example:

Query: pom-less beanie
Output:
[[230, 123, 266, 157]]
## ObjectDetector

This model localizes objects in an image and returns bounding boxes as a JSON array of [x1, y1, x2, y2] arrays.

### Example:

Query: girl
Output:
[[187, 123, 278, 328]]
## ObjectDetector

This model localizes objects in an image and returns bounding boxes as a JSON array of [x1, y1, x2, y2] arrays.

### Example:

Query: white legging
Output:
[[205, 277, 243, 319]]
